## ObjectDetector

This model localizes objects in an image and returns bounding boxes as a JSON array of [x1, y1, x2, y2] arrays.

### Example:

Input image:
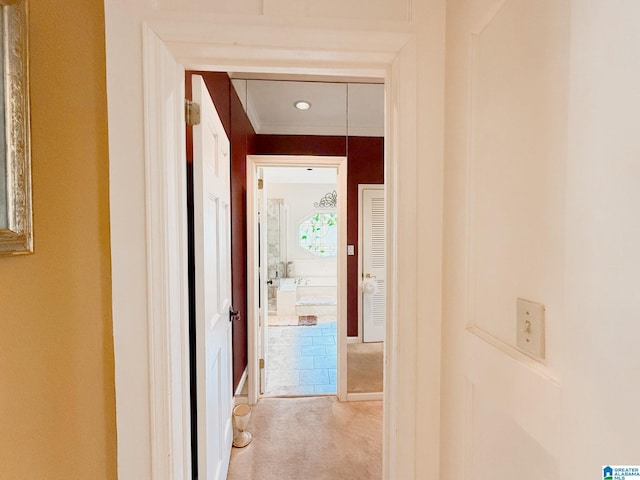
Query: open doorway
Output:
[[110, 16, 441, 479], [185, 72, 386, 398], [247, 155, 348, 402], [184, 72, 386, 478], [262, 166, 339, 397]]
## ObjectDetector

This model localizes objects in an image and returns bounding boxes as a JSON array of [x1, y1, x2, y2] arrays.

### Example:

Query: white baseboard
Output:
[[234, 367, 249, 403], [347, 392, 383, 402], [347, 336, 360, 344]]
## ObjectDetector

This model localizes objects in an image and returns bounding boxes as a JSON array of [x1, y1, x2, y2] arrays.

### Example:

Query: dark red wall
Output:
[[186, 72, 255, 391], [345, 137, 384, 337], [253, 135, 384, 337], [253, 134, 346, 156]]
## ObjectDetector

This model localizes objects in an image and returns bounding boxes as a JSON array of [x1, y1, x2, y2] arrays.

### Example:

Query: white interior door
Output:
[[192, 75, 233, 480], [362, 186, 386, 343]]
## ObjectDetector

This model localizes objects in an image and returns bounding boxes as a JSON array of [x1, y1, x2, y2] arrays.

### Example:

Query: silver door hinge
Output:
[[258, 179, 264, 190], [185, 99, 201, 126]]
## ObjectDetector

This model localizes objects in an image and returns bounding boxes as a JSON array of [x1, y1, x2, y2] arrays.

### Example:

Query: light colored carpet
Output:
[[347, 342, 384, 393], [227, 397, 382, 480]]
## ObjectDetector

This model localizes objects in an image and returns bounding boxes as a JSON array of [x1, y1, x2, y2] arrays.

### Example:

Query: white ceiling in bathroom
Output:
[[263, 166, 337, 184], [231, 79, 384, 137]]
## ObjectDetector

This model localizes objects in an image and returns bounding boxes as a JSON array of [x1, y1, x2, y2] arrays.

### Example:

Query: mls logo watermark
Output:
[[604, 465, 640, 480]]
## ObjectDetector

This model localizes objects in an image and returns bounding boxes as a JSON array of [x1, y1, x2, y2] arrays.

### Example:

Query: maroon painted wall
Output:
[[345, 137, 384, 337], [186, 72, 255, 391], [253, 135, 384, 337], [253, 134, 346, 156]]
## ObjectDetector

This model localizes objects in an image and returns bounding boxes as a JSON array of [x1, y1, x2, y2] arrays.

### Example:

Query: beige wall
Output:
[[443, 0, 640, 478], [442, 1, 570, 477], [0, 0, 117, 478], [561, 1, 640, 476], [268, 182, 338, 261]]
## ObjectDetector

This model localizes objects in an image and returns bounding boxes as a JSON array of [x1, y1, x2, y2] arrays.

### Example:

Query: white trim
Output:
[[142, 25, 191, 480], [347, 336, 360, 344], [347, 392, 384, 402], [234, 367, 249, 396], [467, 326, 560, 385], [246, 155, 348, 404], [383, 39, 420, 480]]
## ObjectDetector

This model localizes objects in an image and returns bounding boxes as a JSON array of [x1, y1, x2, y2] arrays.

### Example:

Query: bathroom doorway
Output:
[[247, 155, 348, 403], [262, 165, 339, 396]]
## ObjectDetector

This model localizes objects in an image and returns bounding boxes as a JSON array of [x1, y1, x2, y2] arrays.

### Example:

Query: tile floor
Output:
[[265, 321, 337, 396]]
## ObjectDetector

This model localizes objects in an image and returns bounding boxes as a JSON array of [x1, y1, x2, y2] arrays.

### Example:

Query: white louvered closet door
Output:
[[362, 186, 386, 343]]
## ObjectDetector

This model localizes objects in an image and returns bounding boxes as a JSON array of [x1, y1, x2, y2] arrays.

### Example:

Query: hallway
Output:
[[227, 397, 382, 480]]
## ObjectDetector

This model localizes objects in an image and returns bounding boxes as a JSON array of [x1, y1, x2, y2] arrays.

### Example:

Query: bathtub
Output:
[[276, 278, 297, 316], [278, 277, 298, 291], [295, 277, 337, 300], [276, 277, 337, 316]]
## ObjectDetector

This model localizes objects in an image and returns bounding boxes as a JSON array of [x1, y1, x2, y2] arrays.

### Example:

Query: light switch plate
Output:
[[347, 245, 355, 256], [516, 298, 545, 360]]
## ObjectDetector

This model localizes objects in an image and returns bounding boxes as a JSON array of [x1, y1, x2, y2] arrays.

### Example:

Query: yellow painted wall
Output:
[[0, 0, 117, 478]]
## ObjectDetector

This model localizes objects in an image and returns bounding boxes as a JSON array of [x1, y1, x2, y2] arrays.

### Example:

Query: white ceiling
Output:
[[263, 166, 337, 184], [231, 79, 384, 137]]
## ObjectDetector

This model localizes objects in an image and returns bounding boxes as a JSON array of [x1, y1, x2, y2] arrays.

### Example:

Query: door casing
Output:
[[113, 16, 442, 480], [247, 155, 348, 403]]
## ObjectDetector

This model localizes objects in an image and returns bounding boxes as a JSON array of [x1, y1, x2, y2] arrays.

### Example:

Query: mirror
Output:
[[234, 77, 385, 396], [0, 0, 33, 256]]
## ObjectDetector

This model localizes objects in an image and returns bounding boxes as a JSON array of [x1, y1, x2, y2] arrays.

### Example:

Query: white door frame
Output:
[[126, 17, 441, 480], [246, 155, 348, 403]]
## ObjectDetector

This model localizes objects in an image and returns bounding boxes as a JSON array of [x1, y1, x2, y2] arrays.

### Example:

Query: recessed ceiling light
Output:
[[294, 100, 311, 110]]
